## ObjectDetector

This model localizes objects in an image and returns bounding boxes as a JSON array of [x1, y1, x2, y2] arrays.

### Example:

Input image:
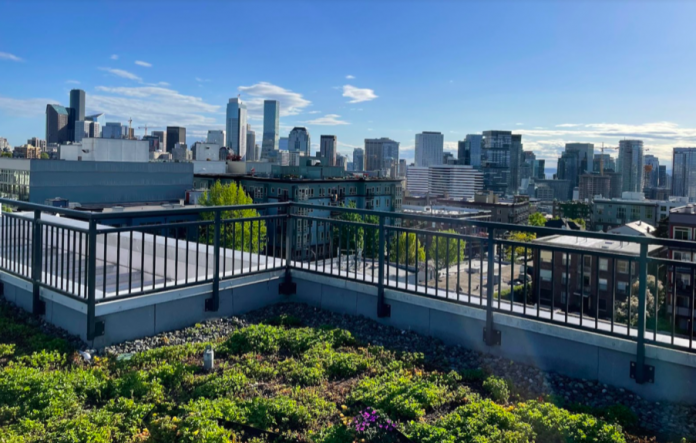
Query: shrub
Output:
[[193, 371, 250, 398], [483, 376, 510, 404]]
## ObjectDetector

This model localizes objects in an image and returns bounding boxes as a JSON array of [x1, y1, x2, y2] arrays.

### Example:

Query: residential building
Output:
[[207, 130, 225, 146], [59, 138, 150, 162], [672, 148, 696, 200], [0, 158, 193, 204], [618, 139, 644, 193], [288, 127, 311, 157], [194, 143, 225, 162], [415, 131, 443, 167], [644, 154, 659, 188], [320, 135, 337, 166], [608, 220, 656, 237], [458, 134, 482, 168], [226, 97, 248, 158], [13, 144, 41, 159], [261, 100, 280, 159], [166, 126, 186, 152], [667, 205, 696, 333], [406, 165, 483, 200], [579, 174, 611, 200], [353, 148, 365, 172], [481, 130, 522, 195], [0, 138, 9, 151], [246, 125, 257, 161], [45, 104, 70, 144], [592, 193, 658, 231], [26, 138, 46, 152], [365, 137, 399, 177], [533, 234, 660, 321]]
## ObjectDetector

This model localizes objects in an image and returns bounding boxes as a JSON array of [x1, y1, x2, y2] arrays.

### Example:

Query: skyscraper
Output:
[[288, 127, 311, 156], [103, 122, 124, 139], [593, 154, 616, 173], [261, 100, 279, 160], [320, 135, 337, 166], [68, 89, 86, 143], [279, 137, 289, 151], [458, 134, 482, 168], [353, 148, 365, 172], [480, 130, 522, 195], [226, 97, 248, 158], [658, 165, 668, 188], [246, 125, 257, 161], [70, 89, 86, 121], [618, 139, 644, 193], [166, 126, 186, 152], [207, 130, 225, 146], [45, 104, 70, 144], [564, 143, 594, 174], [365, 138, 399, 177], [643, 154, 659, 188], [672, 147, 696, 199], [415, 131, 444, 167], [151, 131, 166, 150]]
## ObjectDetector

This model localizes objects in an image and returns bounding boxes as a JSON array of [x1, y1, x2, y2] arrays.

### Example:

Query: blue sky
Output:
[[2, 1, 696, 169]]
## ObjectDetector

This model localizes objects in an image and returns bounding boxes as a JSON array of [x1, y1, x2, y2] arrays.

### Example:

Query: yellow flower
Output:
[[341, 405, 348, 410], [193, 430, 199, 436]]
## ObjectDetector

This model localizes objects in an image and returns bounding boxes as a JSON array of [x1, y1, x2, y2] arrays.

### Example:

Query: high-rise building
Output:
[[166, 126, 186, 152], [406, 165, 483, 199], [279, 137, 289, 151], [246, 125, 257, 161], [481, 130, 522, 195], [618, 139, 644, 193], [415, 131, 444, 167], [226, 97, 248, 158], [151, 131, 166, 150], [458, 134, 482, 168], [658, 165, 668, 188], [558, 143, 594, 189], [103, 122, 124, 139], [45, 104, 70, 144], [69, 89, 86, 143], [207, 130, 225, 146], [353, 148, 365, 172], [579, 174, 611, 200], [672, 147, 696, 199], [564, 143, 594, 174], [288, 127, 311, 156], [27, 138, 46, 151], [320, 135, 337, 166], [84, 113, 104, 138], [69, 89, 86, 122], [593, 153, 616, 173], [398, 159, 407, 178], [336, 154, 347, 170], [643, 154, 659, 188], [261, 100, 280, 160], [365, 138, 400, 177], [534, 159, 546, 179]]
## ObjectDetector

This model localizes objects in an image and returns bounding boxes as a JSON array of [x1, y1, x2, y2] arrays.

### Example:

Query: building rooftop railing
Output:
[[2, 197, 696, 384]]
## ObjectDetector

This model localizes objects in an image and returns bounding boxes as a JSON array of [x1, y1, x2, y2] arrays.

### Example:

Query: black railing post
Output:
[[86, 218, 98, 341], [31, 210, 44, 315], [279, 207, 296, 295], [208, 210, 221, 312], [484, 228, 500, 345], [377, 213, 389, 317], [633, 242, 654, 383]]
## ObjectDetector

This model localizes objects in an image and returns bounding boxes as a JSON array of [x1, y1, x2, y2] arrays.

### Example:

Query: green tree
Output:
[[428, 229, 466, 271], [40, 152, 49, 160], [331, 202, 378, 258], [528, 212, 546, 227], [0, 152, 12, 158], [506, 231, 536, 260], [389, 232, 425, 265], [571, 218, 586, 229], [616, 275, 665, 327], [199, 181, 267, 252]]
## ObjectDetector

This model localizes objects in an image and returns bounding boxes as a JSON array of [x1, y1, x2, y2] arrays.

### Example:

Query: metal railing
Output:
[[1, 197, 696, 382]]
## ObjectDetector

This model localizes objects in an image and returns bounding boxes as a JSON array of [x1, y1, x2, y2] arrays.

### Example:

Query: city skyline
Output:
[[2, 2, 696, 168]]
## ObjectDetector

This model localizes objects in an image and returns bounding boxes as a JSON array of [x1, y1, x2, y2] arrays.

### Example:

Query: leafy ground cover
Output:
[[0, 303, 667, 443]]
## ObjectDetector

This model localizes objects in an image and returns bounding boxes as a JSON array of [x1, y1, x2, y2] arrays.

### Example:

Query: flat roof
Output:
[[534, 234, 661, 256], [194, 173, 401, 183]]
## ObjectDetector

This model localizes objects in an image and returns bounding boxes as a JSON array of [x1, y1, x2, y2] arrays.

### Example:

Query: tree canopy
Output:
[[528, 212, 546, 227], [199, 181, 267, 253], [389, 232, 426, 265], [428, 229, 466, 271]]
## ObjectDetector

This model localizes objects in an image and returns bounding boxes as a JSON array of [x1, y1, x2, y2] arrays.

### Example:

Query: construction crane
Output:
[[138, 125, 150, 137]]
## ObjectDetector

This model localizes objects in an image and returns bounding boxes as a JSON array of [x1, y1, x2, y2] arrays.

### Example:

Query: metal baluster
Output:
[[595, 255, 600, 330], [671, 263, 676, 345], [550, 251, 555, 321], [102, 232, 107, 296], [232, 221, 236, 276], [523, 246, 528, 316], [565, 253, 570, 324], [163, 231, 167, 289], [580, 253, 585, 328], [611, 259, 616, 334], [510, 245, 515, 312], [129, 231, 133, 294], [141, 231, 146, 291], [116, 232, 121, 296], [456, 238, 461, 302]]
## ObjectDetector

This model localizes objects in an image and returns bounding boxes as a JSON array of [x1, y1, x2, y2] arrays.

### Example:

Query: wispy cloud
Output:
[[556, 123, 582, 128], [65, 80, 81, 85], [195, 77, 210, 83], [346, 75, 355, 79], [238, 82, 311, 119], [98, 67, 142, 82], [342, 85, 378, 103], [516, 122, 524, 126], [303, 114, 349, 126], [0, 96, 56, 117], [135, 60, 152, 68], [0, 52, 24, 62], [110, 54, 119, 60]]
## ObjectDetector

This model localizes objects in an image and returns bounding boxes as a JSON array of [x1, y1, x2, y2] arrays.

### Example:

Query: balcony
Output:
[[1, 198, 696, 403]]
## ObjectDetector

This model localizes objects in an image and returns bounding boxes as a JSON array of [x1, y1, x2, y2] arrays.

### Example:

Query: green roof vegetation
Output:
[[0, 306, 638, 443]]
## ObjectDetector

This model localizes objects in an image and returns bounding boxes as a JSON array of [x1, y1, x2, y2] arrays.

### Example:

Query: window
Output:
[[617, 207, 627, 220], [599, 259, 608, 271], [674, 227, 691, 241], [562, 253, 570, 265], [583, 255, 592, 270], [646, 208, 654, 220], [677, 273, 692, 289], [541, 250, 552, 263], [599, 299, 607, 311], [617, 260, 629, 274], [562, 272, 568, 284], [540, 269, 552, 281], [674, 251, 692, 262], [599, 278, 608, 291], [630, 207, 640, 221], [617, 281, 628, 293]]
